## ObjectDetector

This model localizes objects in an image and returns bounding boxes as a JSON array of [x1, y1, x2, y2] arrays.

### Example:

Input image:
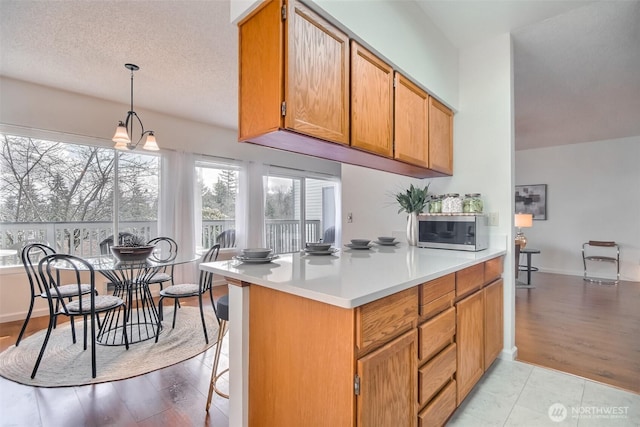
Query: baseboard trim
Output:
[[499, 346, 518, 361]]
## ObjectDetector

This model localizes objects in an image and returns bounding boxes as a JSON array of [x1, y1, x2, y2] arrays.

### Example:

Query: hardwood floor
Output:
[[2, 273, 638, 426], [0, 288, 230, 427], [516, 271, 640, 394]]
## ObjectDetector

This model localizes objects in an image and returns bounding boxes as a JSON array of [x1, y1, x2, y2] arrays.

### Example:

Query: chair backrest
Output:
[[147, 237, 178, 263], [216, 229, 236, 248], [199, 244, 221, 292], [322, 226, 335, 244], [21, 243, 56, 296], [99, 232, 136, 255], [39, 254, 95, 314]]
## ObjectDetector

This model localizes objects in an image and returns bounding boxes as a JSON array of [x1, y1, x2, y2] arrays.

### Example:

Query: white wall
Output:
[[313, 0, 459, 109], [515, 136, 640, 282]]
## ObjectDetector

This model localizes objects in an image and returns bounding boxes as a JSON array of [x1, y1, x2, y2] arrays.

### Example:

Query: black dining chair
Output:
[[147, 236, 178, 290], [147, 236, 179, 320], [16, 243, 94, 347], [33, 254, 128, 379], [155, 244, 220, 344]]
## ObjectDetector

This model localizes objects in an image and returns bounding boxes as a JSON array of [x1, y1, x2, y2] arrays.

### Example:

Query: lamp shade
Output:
[[515, 213, 533, 228], [112, 122, 131, 144], [113, 140, 129, 150], [143, 133, 159, 151]]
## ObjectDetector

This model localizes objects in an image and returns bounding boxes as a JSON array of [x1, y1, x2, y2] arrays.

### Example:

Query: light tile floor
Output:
[[448, 359, 640, 426]]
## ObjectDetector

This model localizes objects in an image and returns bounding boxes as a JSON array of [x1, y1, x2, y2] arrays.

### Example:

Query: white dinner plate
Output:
[[233, 255, 279, 264], [344, 243, 373, 250], [373, 240, 400, 246], [304, 248, 339, 256]]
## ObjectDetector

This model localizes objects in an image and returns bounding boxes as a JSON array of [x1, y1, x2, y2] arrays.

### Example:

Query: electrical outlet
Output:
[[488, 212, 499, 226], [347, 212, 353, 223]]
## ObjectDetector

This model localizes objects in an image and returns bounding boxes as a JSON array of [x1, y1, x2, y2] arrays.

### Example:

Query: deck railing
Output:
[[1, 218, 323, 264]]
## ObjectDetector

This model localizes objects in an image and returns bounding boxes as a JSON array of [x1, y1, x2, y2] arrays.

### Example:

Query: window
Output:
[[195, 160, 240, 250], [0, 133, 160, 264], [265, 168, 339, 254]]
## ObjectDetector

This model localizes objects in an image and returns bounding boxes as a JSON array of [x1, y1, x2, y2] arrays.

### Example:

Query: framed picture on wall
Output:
[[515, 184, 547, 220]]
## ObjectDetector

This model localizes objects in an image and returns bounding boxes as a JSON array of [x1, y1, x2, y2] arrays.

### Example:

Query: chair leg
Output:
[[198, 294, 209, 344], [31, 315, 56, 379], [90, 312, 97, 378], [122, 304, 129, 350], [172, 299, 179, 329], [155, 296, 165, 343], [83, 314, 88, 350], [16, 297, 35, 347], [207, 319, 229, 410]]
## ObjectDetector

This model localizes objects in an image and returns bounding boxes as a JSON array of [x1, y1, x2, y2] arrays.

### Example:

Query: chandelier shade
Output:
[[112, 63, 159, 151]]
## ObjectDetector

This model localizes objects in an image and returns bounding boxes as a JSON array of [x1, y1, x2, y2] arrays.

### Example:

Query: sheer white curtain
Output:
[[159, 151, 197, 284]]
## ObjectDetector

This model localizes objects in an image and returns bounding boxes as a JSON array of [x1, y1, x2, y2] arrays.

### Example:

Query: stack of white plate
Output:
[[304, 242, 338, 256], [374, 236, 399, 246], [233, 248, 279, 263], [344, 239, 372, 250]]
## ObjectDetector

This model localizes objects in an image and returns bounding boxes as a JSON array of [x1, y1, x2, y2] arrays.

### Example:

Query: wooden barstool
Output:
[[206, 295, 229, 410]]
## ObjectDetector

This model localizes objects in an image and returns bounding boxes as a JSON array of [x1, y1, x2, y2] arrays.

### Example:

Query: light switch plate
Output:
[[488, 212, 499, 226]]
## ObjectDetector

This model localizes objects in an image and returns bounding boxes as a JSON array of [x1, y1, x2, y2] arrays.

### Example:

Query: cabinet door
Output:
[[456, 290, 484, 405], [351, 41, 393, 157], [285, 0, 350, 145], [394, 72, 429, 167], [484, 279, 504, 369], [428, 97, 453, 175], [357, 329, 418, 427]]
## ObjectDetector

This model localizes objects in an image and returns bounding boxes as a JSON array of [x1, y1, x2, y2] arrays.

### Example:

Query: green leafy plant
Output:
[[395, 183, 430, 214], [118, 234, 148, 247]]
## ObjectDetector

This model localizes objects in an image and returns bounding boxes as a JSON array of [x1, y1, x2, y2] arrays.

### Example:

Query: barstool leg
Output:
[[206, 320, 228, 411]]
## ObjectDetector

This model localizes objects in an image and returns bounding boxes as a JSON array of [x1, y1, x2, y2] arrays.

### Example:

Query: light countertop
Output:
[[200, 244, 506, 308]]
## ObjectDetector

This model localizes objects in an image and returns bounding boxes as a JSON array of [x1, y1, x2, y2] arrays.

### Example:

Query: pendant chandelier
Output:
[[112, 63, 159, 151]]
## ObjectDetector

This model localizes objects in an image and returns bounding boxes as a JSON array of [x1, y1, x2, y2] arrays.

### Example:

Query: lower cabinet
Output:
[[455, 289, 485, 404], [246, 256, 504, 427], [484, 278, 504, 369], [356, 330, 418, 427]]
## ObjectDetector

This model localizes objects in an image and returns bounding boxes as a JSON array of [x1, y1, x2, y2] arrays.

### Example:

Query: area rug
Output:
[[0, 307, 218, 387]]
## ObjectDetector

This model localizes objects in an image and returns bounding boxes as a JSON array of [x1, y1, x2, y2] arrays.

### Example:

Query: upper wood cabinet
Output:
[[238, 0, 454, 178], [394, 72, 429, 167], [428, 97, 453, 175], [350, 41, 394, 157], [285, 0, 350, 144], [239, 0, 349, 144]]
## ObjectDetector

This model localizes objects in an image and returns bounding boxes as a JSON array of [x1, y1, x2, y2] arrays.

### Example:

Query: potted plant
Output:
[[395, 183, 430, 246]]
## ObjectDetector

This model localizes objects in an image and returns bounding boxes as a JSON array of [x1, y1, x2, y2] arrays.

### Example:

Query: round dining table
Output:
[[55, 254, 199, 345]]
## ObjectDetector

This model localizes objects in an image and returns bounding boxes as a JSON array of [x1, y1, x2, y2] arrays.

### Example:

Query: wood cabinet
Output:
[[484, 278, 504, 369], [394, 72, 429, 167], [350, 41, 393, 157], [238, 0, 454, 179], [357, 330, 417, 427], [455, 290, 485, 405], [455, 256, 505, 405], [239, 0, 349, 144], [245, 256, 503, 426], [428, 97, 453, 175]]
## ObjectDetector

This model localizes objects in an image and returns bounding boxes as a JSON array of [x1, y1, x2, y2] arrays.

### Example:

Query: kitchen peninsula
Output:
[[200, 245, 506, 427]]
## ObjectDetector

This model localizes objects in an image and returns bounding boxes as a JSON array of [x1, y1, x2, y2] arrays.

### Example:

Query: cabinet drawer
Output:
[[420, 274, 455, 318], [418, 306, 455, 362], [418, 379, 457, 427], [419, 343, 456, 406], [484, 256, 504, 284], [456, 263, 484, 299], [357, 287, 418, 356]]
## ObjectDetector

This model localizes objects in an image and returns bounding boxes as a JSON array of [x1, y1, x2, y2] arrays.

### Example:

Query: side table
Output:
[[518, 248, 540, 285]]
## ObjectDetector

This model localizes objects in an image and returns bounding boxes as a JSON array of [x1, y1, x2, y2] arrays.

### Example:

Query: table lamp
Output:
[[514, 213, 533, 249]]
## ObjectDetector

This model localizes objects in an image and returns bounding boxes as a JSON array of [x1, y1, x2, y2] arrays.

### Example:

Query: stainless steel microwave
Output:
[[417, 214, 488, 251]]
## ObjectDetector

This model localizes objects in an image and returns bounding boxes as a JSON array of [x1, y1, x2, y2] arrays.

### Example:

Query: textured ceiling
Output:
[[1, 0, 639, 151], [0, 0, 239, 130]]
